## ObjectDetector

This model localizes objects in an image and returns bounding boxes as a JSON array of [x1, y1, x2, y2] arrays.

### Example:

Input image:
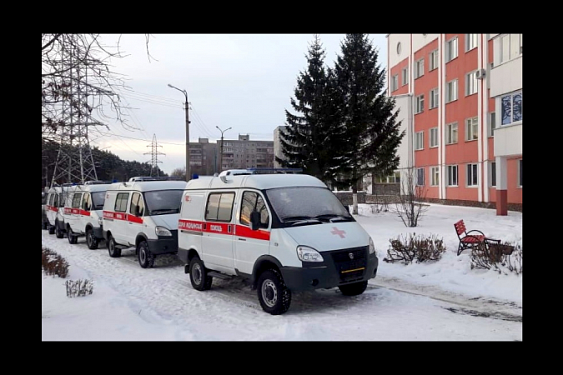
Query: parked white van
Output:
[[178, 173, 379, 315], [63, 181, 113, 249], [45, 184, 72, 238], [102, 179, 187, 268]]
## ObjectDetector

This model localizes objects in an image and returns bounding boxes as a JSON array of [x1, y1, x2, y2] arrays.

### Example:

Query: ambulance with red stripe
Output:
[[178, 173, 379, 315], [102, 178, 187, 268], [45, 184, 72, 238], [63, 181, 112, 249]]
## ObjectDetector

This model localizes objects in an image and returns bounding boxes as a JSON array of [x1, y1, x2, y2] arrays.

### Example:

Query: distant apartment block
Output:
[[217, 134, 274, 171], [387, 34, 522, 214]]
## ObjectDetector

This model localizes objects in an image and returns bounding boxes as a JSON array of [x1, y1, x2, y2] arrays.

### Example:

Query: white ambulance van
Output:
[[63, 181, 113, 249], [178, 173, 379, 315], [102, 178, 187, 268], [45, 184, 72, 238]]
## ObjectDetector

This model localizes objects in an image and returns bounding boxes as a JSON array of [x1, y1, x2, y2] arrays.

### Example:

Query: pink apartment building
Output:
[[387, 34, 522, 215]]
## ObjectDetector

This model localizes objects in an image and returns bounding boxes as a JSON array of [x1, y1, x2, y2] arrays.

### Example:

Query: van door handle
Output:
[[238, 237, 246, 241]]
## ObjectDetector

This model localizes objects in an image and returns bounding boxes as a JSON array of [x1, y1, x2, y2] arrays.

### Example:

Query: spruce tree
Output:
[[277, 35, 342, 185], [333, 34, 405, 212]]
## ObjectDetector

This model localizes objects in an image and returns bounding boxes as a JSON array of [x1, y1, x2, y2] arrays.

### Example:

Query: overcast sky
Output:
[[89, 34, 388, 175]]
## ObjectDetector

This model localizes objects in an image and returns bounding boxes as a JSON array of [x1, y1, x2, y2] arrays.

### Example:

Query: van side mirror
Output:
[[250, 211, 260, 231]]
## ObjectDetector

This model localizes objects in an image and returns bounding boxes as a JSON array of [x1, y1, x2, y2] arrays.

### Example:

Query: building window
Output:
[[447, 165, 458, 186], [429, 49, 439, 71], [488, 112, 496, 137], [501, 91, 523, 125], [466, 71, 478, 96], [467, 163, 478, 186], [465, 34, 478, 51], [446, 37, 458, 62], [430, 127, 439, 147], [415, 131, 424, 150], [415, 94, 424, 113], [446, 122, 458, 144], [402, 67, 408, 86], [416, 168, 425, 186], [429, 88, 439, 109], [431, 166, 439, 186], [415, 58, 424, 79], [465, 117, 478, 141], [391, 74, 398, 91], [446, 79, 458, 102], [499, 34, 522, 64], [490, 161, 496, 187], [518, 159, 522, 187]]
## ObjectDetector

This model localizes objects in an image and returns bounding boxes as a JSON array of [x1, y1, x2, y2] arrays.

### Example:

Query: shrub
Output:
[[65, 279, 94, 297], [470, 241, 522, 275], [42, 246, 69, 278], [383, 233, 446, 264]]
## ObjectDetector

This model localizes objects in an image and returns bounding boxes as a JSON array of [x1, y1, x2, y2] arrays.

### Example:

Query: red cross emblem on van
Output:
[[331, 227, 346, 238]]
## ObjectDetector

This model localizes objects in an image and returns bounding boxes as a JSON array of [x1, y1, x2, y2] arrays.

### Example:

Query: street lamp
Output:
[[167, 83, 191, 181], [216, 126, 232, 173]]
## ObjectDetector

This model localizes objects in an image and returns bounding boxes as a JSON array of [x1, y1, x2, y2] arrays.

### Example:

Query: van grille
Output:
[[330, 246, 368, 283]]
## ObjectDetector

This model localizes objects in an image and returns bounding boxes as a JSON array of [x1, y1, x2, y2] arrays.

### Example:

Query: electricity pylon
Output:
[[145, 134, 165, 176]]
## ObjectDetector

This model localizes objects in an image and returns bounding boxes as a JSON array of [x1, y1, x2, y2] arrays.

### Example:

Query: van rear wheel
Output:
[[107, 235, 121, 258], [189, 256, 212, 291], [257, 269, 291, 315]]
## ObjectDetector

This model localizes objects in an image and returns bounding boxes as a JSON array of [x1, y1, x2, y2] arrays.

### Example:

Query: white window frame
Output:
[[391, 74, 399, 91], [429, 88, 439, 109], [415, 94, 424, 114], [430, 166, 439, 186], [467, 163, 478, 187], [446, 122, 458, 144], [447, 165, 458, 186], [465, 117, 478, 141], [402, 67, 408, 86], [489, 161, 496, 187], [465, 34, 478, 52], [415, 58, 424, 79], [415, 131, 424, 150], [500, 90, 523, 126], [498, 34, 522, 65], [430, 127, 439, 147], [488, 112, 496, 137], [416, 168, 425, 186], [429, 49, 439, 71], [446, 79, 458, 102], [446, 37, 458, 62], [466, 71, 478, 96]]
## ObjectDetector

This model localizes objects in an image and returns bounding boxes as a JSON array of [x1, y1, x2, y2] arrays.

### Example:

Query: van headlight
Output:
[[369, 237, 375, 254], [297, 246, 324, 262], [155, 226, 172, 236]]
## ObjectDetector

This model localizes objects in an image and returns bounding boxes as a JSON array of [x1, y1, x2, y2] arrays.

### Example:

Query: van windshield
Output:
[[144, 190, 183, 215], [265, 187, 353, 226], [91, 192, 106, 210]]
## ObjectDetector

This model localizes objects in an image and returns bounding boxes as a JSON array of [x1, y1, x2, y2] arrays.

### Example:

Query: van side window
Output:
[[205, 192, 235, 222], [240, 191, 269, 229], [115, 192, 129, 212], [82, 193, 92, 211], [72, 193, 83, 208], [130, 192, 145, 217]]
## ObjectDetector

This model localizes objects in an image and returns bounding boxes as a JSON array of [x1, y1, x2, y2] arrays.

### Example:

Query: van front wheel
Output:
[[86, 228, 98, 250], [257, 269, 291, 315], [138, 241, 155, 269], [189, 256, 212, 291], [107, 235, 121, 258], [338, 281, 368, 296]]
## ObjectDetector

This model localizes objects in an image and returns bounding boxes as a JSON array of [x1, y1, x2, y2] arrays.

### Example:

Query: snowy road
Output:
[[42, 230, 522, 341]]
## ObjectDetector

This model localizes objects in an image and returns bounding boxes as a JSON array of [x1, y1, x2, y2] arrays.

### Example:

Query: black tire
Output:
[[138, 241, 155, 269], [55, 222, 64, 238], [48, 225, 55, 235], [86, 228, 98, 250], [189, 256, 212, 291], [67, 226, 77, 244], [338, 281, 368, 296], [107, 234, 121, 258], [257, 269, 291, 315]]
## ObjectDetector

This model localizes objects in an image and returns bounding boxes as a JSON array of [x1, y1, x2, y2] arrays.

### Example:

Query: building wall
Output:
[[219, 134, 274, 171]]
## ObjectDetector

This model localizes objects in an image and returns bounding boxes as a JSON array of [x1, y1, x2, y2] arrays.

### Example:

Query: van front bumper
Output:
[[147, 230, 178, 255], [280, 249, 378, 292]]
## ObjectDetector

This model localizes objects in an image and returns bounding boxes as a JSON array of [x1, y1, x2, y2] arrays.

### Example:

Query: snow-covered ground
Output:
[[42, 203, 522, 341]]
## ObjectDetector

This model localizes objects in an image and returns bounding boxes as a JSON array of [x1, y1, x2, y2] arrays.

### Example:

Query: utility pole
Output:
[[168, 83, 190, 181], [216, 126, 232, 173]]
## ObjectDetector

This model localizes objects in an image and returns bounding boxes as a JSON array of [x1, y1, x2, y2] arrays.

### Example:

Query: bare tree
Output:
[[395, 168, 429, 227]]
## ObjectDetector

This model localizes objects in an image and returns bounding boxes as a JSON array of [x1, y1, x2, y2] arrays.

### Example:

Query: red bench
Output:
[[454, 219, 500, 256]]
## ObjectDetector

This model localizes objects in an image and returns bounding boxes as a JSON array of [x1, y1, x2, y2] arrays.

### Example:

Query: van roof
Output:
[[107, 180, 187, 192], [185, 173, 326, 191], [73, 183, 113, 193]]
